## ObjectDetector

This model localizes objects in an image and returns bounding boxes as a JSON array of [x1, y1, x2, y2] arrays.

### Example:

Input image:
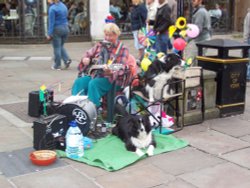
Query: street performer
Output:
[[71, 23, 129, 107]]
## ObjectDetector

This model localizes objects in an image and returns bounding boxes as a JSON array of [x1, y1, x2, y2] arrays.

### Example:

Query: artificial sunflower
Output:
[[176, 17, 187, 30]]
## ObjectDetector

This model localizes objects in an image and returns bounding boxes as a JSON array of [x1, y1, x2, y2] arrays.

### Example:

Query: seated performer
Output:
[[71, 23, 129, 108]]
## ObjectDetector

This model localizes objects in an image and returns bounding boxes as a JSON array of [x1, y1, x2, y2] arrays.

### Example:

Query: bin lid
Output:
[[196, 39, 250, 49]]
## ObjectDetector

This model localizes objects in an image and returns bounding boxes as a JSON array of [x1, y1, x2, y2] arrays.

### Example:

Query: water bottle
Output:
[[65, 121, 84, 159]]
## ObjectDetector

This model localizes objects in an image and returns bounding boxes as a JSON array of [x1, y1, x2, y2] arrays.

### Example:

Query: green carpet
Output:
[[57, 133, 188, 171]]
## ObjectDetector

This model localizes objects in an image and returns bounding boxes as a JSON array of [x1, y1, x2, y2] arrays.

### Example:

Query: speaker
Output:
[[28, 89, 54, 117], [33, 114, 68, 150]]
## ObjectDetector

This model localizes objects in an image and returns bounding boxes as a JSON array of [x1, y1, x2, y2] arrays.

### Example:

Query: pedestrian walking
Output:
[[185, 0, 211, 65], [243, 8, 250, 82], [131, 0, 148, 61], [146, 0, 157, 29], [47, 0, 71, 70], [153, 0, 173, 54]]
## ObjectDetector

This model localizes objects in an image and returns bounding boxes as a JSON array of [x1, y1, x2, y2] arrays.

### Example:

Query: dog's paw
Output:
[[135, 148, 145, 157], [146, 145, 155, 156]]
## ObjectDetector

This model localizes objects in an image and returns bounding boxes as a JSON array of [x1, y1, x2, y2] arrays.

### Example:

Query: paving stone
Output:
[[239, 135, 250, 143], [96, 164, 175, 188], [10, 166, 99, 188], [155, 178, 196, 188], [65, 158, 109, 178], [1, 56, 26, 61], [180, 162, 250, 188], [0, 147, 67, 177], [175, 129, 250, 155], [150, 147, 225, 176], [0, 102, 37, 124], [28, 57, 52, 61], [0, 62, 28, 68], [222, 147, 250, 169], [208, 117, 250, 137], [0, 175, 13, 188], [174, 122, 211, 138], [0, 126, 32, 152]]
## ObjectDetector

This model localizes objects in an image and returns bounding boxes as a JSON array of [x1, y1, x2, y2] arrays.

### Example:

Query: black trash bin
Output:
[[196, 39, 250, 117]]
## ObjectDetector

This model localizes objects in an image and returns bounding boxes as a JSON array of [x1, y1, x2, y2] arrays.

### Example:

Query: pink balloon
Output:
[[186, 24, 200, 38], [173, 38, 186, 51]]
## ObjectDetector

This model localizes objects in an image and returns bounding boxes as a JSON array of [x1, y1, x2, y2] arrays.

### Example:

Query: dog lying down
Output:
[[112, 104, 156, 157]]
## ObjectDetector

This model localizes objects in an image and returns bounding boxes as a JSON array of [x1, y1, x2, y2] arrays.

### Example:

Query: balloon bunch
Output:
[[169, 17, 200, 67]]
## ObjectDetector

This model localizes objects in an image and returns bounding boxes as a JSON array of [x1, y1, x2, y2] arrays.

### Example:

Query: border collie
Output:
[[112, 104, 156, 156], [144, 53, 184, 102]]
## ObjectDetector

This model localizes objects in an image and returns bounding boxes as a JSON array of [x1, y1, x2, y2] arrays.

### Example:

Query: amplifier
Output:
[[33, 114, 68, 150], [28, 89, 54, 117]]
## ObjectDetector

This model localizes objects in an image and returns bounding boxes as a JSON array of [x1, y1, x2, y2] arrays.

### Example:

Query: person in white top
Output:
[[209, 3, 222, 19], [146, 0, 158, 28]]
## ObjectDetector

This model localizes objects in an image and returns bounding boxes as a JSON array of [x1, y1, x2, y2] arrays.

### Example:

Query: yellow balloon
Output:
[[141, 58, 152, 72], [168, 25, 177, 38], [180, 30, 187, 38]]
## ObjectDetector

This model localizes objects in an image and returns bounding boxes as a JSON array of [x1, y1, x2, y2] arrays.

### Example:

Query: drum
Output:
[[76, 99, 97, 129], [61, 97, 97, 130], [57, 103, 91, 136]]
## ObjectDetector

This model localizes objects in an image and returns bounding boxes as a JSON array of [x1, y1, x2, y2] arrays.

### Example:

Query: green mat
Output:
[[57, 133, 188, 171]]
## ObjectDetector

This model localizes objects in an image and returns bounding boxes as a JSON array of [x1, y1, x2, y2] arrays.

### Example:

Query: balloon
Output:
[[179, 30, 187, 38], [168, 25, 177, 38], [186, 24, 200, 38], [173, 38, 186, 51], [141, 57, 152, 72]]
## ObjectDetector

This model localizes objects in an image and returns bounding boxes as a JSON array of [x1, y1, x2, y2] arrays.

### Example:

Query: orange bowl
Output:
[[30, 150, 57, 166]]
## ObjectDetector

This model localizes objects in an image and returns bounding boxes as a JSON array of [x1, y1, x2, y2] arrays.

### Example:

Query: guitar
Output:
[[87, 63, 124, 75]]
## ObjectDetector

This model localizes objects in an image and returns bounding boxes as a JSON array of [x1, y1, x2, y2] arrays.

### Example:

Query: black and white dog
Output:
[[144, 53, 184, 102], [112, 104, 156, 157]]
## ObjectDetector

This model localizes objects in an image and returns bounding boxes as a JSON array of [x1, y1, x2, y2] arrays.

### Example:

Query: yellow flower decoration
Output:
[[186, 58, 193, 66], [40, 84, 46, 91], [176, 17, 187, 30], [168, 25, 177, 38]]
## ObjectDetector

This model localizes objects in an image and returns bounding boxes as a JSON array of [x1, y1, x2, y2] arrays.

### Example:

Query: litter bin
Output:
[[196, 39, 250, 117]]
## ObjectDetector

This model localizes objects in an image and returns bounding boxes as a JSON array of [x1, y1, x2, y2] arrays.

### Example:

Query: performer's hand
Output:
[[103, 66, 112, 76], [81, 57, 90, 66]]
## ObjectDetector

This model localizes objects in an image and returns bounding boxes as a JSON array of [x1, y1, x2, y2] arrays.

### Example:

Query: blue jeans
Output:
[[247, 38, 250, 80], [155, 33, 169, 54], [52, 25, 70, 68]]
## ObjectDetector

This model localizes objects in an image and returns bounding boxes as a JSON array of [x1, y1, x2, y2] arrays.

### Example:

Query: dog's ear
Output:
[[164, 53, 182, 72], [148, 79, 156, 87], [142, 115, 152, 133], [127, 117, 139, 133]]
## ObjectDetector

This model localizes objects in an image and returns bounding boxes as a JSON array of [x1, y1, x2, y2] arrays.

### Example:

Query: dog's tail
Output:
[[112, 103, 128, 136]]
